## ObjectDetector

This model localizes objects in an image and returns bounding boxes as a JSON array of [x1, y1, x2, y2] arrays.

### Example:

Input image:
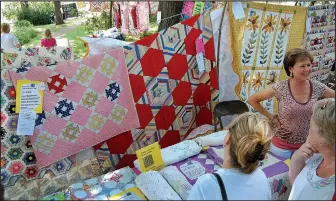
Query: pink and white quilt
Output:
[[8, 48, 140, 167]]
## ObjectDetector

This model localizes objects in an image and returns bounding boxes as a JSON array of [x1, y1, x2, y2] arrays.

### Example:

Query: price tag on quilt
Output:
[[180, 160, 206, 180], [16, 80, 44, 113], [136, 142, 164, 172]]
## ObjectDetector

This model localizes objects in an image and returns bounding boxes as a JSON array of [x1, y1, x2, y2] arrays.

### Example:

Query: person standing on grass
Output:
[[40, 29, 57, 48], [1, 23, 21, 50]]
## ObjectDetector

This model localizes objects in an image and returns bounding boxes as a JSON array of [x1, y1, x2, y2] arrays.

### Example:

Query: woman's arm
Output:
[[289, 142, 317, 184], [247, 86, 276, 119], [323, 86, 335, 98]]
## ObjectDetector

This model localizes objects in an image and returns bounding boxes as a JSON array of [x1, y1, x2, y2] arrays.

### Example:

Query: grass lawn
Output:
[[22, 23, 69, 47], [63, 25, 89, 60]]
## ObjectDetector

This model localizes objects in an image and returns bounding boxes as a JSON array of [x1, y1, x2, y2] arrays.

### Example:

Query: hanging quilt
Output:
[[89, 1, 109, 12], [181, 1, 195, 20], [94, 6, 219, 172], [230, 2, 307, 114], [136, 2, 150, 32], [1, 69, 101, 200], [306, 4, 335, 82], [8, 49, 140, 168]]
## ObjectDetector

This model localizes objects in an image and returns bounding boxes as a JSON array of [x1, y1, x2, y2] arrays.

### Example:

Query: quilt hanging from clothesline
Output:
[[306, 4, 335, 82], [230, 2, 307, 114], [1, 51, 101, 200], [8, 49, 139, 168], [89, 1, 109, 12], [94, 6, 220, 172]]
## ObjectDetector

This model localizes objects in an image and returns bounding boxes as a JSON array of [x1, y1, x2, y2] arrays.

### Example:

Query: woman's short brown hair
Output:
[[283, 48, 314, 76], [227, 112, 272, 174], [1, 23, 10, 33]]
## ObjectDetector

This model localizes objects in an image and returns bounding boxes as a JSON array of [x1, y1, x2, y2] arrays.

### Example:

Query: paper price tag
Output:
[[17, 111, 36, 136], [136, 142, 164, 172], [196, 53, 205, 73], [306, 17, 312, 33], [156, 11, 161, 25], [232, 2, 245, 20], [109, 187, 146, 200]]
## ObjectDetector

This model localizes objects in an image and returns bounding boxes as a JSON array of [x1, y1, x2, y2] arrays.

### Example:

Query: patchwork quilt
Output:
[[306, 4, 335, 82], [8, 49, 139, 168], [94, 5, 220, 171], [229, 2, 307, 113]]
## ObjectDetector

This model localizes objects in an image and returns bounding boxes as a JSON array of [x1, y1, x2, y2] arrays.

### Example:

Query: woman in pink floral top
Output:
[[248, 48, 335, 159]]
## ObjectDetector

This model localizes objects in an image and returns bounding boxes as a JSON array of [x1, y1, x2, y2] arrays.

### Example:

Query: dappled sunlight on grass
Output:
[[64, 25, 89, 60]]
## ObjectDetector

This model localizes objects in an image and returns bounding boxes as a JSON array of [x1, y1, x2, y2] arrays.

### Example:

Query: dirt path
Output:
[[53, 18, 86, 38]]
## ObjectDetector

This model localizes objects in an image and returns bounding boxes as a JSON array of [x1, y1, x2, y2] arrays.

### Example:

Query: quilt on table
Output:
[[94, 6, 220, 171], [65, 166, 143, 200], [134, 140, 202, 172], [306, 4, 335, 82], [229, 2, 307, 114], [8, 49, 139, 168], [135, 171, 182, 200], [159, 153, 220, 199], [2, 46, 73, 69]]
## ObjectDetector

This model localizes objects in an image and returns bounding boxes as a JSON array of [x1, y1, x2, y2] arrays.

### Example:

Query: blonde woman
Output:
[[248, 48, 335, 159], [40, 29, 57, 48], [1, 23, 21, 49], [188, 112, 272, 200], [289, 98, 335, 200]]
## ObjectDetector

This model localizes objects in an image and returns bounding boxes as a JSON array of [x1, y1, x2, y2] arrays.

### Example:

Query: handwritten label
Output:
[[156, 11, 161, 25], [192, 2, 204, 16], [17, 111, 36, 136], [232, 2, 245, 20], [180, 160, 206, 180], [136, 142, 164, 172], [306, 17, 312, 33], [196, 36, 205, 54], [196, 53, 205, 72]]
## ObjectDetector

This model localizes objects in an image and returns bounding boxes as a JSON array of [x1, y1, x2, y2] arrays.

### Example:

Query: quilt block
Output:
[[229, 2, 307, 113], [9, 49, 139, 167], [306, 4, 335, 82], [94, 6, 220, 171]]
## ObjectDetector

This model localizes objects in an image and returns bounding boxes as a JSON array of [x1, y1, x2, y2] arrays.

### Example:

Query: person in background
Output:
[[1, 23, 21, 49], [188, 112, 272, 200], [40, 29, 57, 48], [289, 98, 335, 200], [248, 48, 335, 159]]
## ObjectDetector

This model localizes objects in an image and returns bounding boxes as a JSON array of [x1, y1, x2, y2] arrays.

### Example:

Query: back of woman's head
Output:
[[45, 29, 52, 39], [312, 98, 335, 149], [227, 112, 272, 174]]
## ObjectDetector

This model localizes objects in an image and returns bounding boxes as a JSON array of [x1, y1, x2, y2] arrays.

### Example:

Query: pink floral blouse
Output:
[[271, 79, 326, 149]]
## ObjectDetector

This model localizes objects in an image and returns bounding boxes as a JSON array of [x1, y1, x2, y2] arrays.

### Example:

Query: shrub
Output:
[[14, 27, 39, 45], [14, 20, 33, 28]]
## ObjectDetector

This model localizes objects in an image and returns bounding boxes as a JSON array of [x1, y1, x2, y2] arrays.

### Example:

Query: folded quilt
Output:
[[135, 171, 182, 200], [8, 49, 140, 167], [66, 166, 140, 200], [2, 47, 73, 70], [193, 130, 228, 147], [159, 153, 219, 200], [134, 140, 202, 172]]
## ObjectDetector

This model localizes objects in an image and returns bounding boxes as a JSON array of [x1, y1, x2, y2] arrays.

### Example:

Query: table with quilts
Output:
[[40, 131, 291, 200]]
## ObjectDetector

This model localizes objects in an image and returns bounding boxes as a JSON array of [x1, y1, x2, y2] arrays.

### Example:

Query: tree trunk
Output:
[[20, 1, 29, 11], [54, 1, 65, 25], [158, 1, 184, 31], [109, 1, 113, 28]]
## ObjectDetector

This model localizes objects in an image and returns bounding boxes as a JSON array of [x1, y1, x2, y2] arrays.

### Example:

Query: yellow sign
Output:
[[16, 80, 44, 114], [109, 187, 146, 200], [284, 159, 291, 168], [136, 142, 164, 172]]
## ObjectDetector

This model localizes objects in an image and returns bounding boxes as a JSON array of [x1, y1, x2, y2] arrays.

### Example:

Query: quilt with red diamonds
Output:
[[94, 7, 220, 172]]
